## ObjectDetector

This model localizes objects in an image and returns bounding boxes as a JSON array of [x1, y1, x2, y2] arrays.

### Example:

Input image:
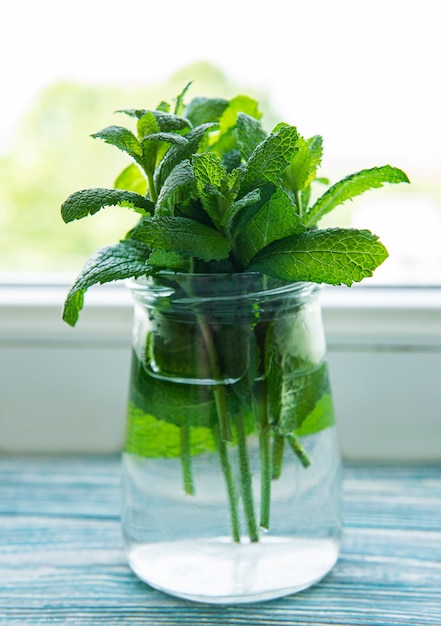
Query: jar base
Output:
[[126, 536, 339, 604]]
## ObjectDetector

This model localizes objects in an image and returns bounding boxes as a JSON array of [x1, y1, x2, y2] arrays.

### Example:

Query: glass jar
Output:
[[122, 272, 342, 604]]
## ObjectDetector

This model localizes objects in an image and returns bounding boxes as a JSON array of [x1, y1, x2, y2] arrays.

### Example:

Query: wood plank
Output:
[[0, 456, 440, 625]]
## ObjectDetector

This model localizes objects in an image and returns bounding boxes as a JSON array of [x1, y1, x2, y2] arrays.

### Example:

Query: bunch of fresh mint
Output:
[[61, 84, 409, 326]]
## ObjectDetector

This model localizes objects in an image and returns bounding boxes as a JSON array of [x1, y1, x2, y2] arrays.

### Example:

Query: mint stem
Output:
[[147, 171, 157, 204], [180, 420, 195, 495], [271, 433, 285, 479], [256, 380, 271, 530], [197, 318, 232, 442], [213, 426, 241, 543], [234, 409, 259, 542], [287, 433, 311, 468]]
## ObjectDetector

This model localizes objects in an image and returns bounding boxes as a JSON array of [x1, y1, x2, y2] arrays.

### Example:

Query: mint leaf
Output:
[[234, 188, 305, 267], [132, 216, 231, 261], [173, 82, 193, 116], [147, 249, 190, 271], [236, 113, 267, 159], [192, 153, 236, 228], [61, 188, 153, 223], [155, 160, 194, 216], [268, 360, 333, 435], [154, 122, 218, 191], [219, 95, 262, 135], [249, 227, 389, 286], [184, 97, 229, 126], [125, 404, 216, 458], [118, 108, 191, 133], [240, 125, 300, 193], [91, 125, 142, 163], [129, 349, 217, 429], [294, 393, 335, 437], [141, 132, 188, 177], [305, 165, 410, 226], [114, 164, 147, 195], [62, 239, 150, 326], [283, 135, 323, 198], [228, 182, 276, 236], [136, 111, 160, 140]]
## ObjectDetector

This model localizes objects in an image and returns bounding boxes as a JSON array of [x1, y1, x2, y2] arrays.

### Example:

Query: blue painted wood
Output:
[[0, 456, 440, 625]]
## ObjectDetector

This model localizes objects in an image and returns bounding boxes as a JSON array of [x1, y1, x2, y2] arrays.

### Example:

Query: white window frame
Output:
[[1, 278, 440, 461]]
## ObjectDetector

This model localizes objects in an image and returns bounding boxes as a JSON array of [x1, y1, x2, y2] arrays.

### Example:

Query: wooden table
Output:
[[1, 456, 440, 625]]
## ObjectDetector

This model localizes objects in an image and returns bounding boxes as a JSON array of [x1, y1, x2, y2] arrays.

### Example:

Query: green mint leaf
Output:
[[219, 95, 261, 135], [184, 96, 229, 126], [173, 82, 193, 115], [210, 96, 262, 158], [155, 160, 195, 216], [125, 403, 216, 458], [61, 188, 153, 223], [234, 188, 305, 267], [228, 182, 276, 236], [119, 108, 191, 133], [132, 216, 231, 262], [91, 125, 142, 163], [154, 122, 218, 192], [267, 359, 333, 435], [141, 132, 188, 178], [236, 112, 267, 159], [136, 111, 160, 140], [240, 125, 300, 193], [147, 249, 190, 271], [62, 239, 150, 326], [283, 134, 323, 197], [294, 393, 335, 437], [249, 228, 389, 286], [222, 188, 261, 230], [114, 164, 147, 195], [192, 153, 235, 228], [305, 165, 410, 226]]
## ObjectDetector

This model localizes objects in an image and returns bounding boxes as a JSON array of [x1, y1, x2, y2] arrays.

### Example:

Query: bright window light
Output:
[[1, 0, 440, 284]]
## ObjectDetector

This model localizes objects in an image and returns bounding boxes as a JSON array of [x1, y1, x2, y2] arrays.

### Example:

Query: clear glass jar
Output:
[[122, 272, 342, 604]]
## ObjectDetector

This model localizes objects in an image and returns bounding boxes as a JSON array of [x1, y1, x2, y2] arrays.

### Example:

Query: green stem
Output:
[[180, 420, 195, 495], [213, 426, 241, 543], [197, 318, 232, 442], [147, 170, 157, 204], [234, 410, 259, 542], [271, 433, 285, 480], [256, 380, 271, 531], [287, 432, 311, 468], [259, 423, 271, 530]]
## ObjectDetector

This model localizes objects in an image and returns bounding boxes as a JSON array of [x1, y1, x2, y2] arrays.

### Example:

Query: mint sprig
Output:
[[61, 86, 410, 543], [61, 87, 409, 326]]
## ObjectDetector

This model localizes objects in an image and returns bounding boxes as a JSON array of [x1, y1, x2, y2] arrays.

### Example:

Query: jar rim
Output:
[[127, 271, 320, 307]]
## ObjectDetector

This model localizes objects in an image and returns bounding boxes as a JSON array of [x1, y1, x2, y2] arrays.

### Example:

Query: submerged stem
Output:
[[287, 433, 311, 468], [271, 433, 285, 480], [259, 424, 271, 530], [234, 410, 259, 542], [256, 381, 271, 531], [180, 420, 195, 495], [213, 426, 241, 543], [197, 318, 232, 442]]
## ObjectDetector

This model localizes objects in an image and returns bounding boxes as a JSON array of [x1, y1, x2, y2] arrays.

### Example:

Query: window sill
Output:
[[1, 280, 440, 461]]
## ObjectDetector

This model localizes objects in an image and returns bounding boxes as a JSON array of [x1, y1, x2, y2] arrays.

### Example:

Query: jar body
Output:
[[122, 273, 342, 604]]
